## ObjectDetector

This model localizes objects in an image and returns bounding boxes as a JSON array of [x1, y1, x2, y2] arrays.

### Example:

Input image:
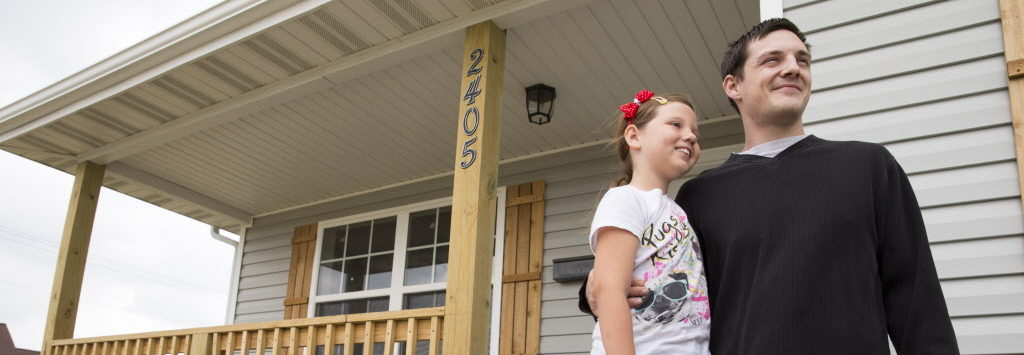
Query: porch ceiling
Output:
[[0, 0, 757, 232]]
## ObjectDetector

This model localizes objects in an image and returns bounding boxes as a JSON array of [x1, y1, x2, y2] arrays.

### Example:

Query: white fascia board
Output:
[[74, 0, 566, 165], [0, 0, 332, 143], [106, 162, 253, 225]]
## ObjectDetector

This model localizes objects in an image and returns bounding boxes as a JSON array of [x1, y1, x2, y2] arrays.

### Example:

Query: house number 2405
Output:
[[460, 48, 484, 169]]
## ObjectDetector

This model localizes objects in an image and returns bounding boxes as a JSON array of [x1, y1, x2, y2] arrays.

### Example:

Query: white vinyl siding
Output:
[[786, 0, 1023, 353]]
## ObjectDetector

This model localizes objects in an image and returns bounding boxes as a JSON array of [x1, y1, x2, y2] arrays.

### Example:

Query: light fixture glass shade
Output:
[[525, 84, 556, 125]]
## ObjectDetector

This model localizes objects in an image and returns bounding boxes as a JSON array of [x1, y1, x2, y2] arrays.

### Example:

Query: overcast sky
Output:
[[0, 0, 235, 350]]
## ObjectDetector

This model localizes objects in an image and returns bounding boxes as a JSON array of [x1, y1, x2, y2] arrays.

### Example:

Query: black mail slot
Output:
[[552, 255, 594, 282]]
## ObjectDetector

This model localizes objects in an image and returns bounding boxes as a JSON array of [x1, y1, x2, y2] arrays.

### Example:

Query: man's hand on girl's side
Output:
[[586, 270, 649, 317]]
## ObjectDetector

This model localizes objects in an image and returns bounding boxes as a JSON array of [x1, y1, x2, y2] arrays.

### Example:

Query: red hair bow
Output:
[[619, 89, 655, 122], [619, 102, 639, 120], [635, 89, 655, 103]]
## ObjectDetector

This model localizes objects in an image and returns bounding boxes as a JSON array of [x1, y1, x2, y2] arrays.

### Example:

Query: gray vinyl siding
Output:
[[536, 156, 615, 354], [786, 0, 1024, 354]]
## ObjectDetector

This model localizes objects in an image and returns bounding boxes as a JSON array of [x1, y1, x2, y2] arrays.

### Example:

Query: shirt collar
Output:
[[737, 134, 809, 158]]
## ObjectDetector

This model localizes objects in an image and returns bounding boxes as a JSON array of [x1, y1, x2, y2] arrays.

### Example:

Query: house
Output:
[[1, 0, 1021, 354], [1, 324, 40, 355]]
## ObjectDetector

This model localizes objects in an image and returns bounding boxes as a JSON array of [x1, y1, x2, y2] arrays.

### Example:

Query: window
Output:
[[309, 193, 505, 327], [316, 217, 397, 296]]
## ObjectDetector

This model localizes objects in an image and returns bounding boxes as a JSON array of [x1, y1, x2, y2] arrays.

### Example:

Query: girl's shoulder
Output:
[[604, 185, 665, 199], [601, 185, 655, 207]]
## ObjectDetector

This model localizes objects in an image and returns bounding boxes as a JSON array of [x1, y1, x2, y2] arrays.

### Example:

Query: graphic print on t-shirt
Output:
[[634, 210, 710, 326]]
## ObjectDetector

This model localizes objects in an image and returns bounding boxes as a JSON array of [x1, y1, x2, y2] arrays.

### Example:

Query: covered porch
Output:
[[0, 0, 761, 354]]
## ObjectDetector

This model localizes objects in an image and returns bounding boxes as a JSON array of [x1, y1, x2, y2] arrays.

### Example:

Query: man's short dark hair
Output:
[[720, 18, 809, 112]]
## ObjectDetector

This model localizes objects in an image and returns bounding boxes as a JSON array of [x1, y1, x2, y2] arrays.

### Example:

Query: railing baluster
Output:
[[255, 330, 265, 355], [239, 331, 249, 355], [362, 322, 373, 355], [305, 326, 315, 355], [427, 317, 439, 355], [382, 320, 395, 355], [180, 335, 190, 355], [286, 327, 297, 355], [212, 333, 221, 355], [405, 318, 416, 355], [324, 325, 334, 355], [342, 324, 353, 355], [270, 329, 280, 355], [226, 332, 235, 355]]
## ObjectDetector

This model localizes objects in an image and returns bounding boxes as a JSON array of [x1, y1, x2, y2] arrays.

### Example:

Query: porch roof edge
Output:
[[0, 0, 323, 142]]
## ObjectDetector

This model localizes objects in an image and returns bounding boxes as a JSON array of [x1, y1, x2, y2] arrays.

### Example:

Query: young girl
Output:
[[590, 90, 710, 354]]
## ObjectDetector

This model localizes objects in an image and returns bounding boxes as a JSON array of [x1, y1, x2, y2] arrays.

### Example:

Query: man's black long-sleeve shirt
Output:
[[579, 136, 959, 354]]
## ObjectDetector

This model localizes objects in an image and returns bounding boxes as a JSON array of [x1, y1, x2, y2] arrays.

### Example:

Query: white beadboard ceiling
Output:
[[0, 0, 758, 232]]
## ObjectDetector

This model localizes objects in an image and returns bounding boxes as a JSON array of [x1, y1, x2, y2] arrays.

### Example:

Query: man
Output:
[[579, 18, 959, 354]]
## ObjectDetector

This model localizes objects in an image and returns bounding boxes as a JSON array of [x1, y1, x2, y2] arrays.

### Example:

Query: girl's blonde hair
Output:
[[610, 92, 695, 187]]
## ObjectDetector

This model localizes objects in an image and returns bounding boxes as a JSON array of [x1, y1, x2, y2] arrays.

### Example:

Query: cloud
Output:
[[0, 0, 228, 349]]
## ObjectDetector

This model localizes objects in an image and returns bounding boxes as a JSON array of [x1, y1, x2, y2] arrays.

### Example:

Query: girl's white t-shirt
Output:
[[589, 185, 711, 354]]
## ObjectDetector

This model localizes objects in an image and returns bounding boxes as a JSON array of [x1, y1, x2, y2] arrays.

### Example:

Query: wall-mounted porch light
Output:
[[525, 84, 556, 125]]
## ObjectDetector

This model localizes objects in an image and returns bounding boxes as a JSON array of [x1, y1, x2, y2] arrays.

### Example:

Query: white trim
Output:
[[0, 0, 330, 142], [307, 224, 325, 318], [317, 197, 452, 230], [225, 225, 247, 324], [0, 0, 265, 129], [760, 0, 785, 20], [389, 212, 411, 311], [489, 186, 507, 355]]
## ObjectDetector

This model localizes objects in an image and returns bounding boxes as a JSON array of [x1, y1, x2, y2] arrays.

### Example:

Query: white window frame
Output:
[[307, 187, 507, 354]]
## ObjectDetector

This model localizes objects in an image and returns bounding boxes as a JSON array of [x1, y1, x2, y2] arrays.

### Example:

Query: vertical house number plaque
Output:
[[460, 48, 484, 169]]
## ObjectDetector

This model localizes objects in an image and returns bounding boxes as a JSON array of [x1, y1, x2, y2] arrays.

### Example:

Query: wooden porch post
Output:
[[999, 0, 1024, 212], [42, 162, 105, 352], [443, 20, 505, 355]]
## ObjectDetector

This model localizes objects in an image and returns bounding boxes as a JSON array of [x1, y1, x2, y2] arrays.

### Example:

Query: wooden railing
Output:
[[46, 308, 444, 355]]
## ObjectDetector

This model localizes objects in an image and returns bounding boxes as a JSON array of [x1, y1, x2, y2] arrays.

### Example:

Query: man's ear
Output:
[[723, 74, 742, 102], [624, 124, 641, 150]]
